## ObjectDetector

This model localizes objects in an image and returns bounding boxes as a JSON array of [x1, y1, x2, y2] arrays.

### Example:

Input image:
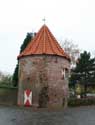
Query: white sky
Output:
[[0, 0, 95, 74]]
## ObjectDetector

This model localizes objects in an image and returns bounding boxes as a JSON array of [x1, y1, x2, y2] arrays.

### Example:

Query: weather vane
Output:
[[42, 17, 46, 25]]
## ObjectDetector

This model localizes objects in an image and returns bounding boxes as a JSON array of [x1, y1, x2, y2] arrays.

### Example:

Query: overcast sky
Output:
[[0, 0, 95, 74]]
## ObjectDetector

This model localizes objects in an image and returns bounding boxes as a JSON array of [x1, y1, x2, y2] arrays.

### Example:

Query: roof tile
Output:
[[18, 25, 70, 60]]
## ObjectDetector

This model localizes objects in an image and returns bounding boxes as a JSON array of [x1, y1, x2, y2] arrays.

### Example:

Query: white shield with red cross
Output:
[[24, 90, 32, 106]]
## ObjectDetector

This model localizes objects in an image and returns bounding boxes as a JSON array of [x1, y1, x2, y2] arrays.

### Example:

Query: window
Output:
[[61, 68, 69, 80]]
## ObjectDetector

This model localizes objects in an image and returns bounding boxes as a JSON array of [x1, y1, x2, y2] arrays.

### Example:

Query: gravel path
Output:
[[0, 106, 95, 125]]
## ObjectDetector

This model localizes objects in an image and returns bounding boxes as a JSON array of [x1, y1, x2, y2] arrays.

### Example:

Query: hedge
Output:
[[68, 98, 95, 107]]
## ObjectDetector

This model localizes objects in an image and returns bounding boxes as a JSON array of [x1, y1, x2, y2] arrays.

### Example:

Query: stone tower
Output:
[[17, 25, 70, 108]]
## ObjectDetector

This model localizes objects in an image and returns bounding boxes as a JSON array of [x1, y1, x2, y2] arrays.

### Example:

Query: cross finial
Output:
[[42, 17, 46, 25]]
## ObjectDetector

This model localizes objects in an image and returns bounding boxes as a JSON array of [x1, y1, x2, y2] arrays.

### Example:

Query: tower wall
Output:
[[18, 55, 70, 108]]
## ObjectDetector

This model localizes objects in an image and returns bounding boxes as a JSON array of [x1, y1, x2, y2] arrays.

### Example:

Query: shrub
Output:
[[68, 98, 95, 107]]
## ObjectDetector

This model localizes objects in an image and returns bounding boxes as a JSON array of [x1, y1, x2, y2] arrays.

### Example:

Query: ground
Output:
[[0, 106, 95, 125]]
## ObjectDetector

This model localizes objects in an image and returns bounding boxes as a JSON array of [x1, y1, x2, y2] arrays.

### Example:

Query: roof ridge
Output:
[[32, 28, 43, 54], [46, 27, 57, 54], [43, 24, 46, 53]]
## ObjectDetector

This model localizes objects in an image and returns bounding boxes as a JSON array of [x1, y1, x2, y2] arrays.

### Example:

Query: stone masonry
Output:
[[18, 55, 70, 108]]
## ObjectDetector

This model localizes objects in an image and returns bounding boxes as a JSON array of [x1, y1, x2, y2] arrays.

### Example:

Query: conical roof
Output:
[[18, 25, 70, 60]]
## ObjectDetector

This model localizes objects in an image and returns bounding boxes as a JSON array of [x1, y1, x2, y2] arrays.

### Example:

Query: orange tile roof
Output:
[[18, 25, 70, 60]]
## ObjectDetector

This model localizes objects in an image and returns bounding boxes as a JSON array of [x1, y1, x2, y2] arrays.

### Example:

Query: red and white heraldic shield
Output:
[[24, 90, 32, 106]]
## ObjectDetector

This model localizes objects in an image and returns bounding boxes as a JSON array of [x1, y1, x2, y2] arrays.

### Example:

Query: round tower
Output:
[[17, 25, 70, 108]]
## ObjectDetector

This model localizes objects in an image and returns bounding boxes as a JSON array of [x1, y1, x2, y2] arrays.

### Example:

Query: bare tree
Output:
[[0, 71, 12, 86], [61, 39, 80, 67]]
